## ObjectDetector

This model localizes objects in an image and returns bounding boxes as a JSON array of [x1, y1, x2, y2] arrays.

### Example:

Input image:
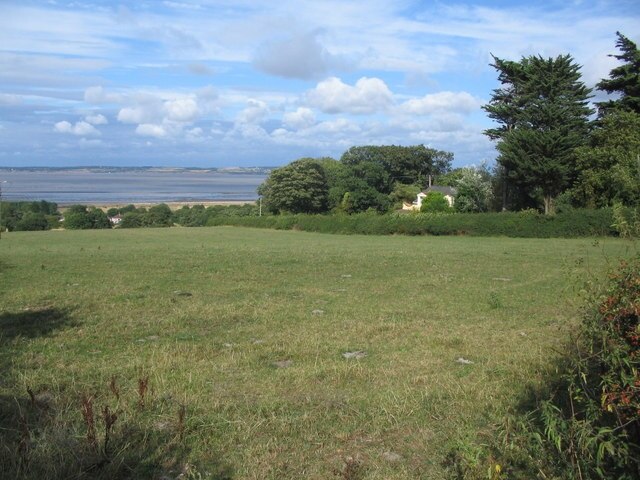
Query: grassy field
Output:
[[0, 227, 634, 479]]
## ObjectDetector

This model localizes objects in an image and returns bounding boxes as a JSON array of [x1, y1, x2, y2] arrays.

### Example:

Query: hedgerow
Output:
[[206, 208, 624, 238]]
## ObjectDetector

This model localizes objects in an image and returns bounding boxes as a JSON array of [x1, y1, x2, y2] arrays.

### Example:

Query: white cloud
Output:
[[135, 123, 167, 138], [282, 107, 315, 130], [186, 126, 205, 142], [118, 106, 155, 124], [399, 91, 482, 115], [84, 86, 125, 104], [307, 77, 393, 114], [236, 99, 269, 124], [84, 113, 108, 125], [163, 1, 202, 10], [54, 120, 100, 136], [253, 30, 354, 80], [231, 122, 269, 140], [312, 117, 361, 134], [164, 97, 199, 122]]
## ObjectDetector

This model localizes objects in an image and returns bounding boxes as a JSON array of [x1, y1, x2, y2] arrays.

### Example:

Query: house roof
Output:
[[422, 185, 458, 196]]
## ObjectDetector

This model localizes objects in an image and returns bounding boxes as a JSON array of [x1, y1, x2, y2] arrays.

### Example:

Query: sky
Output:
[[0, 0, 638, 168]]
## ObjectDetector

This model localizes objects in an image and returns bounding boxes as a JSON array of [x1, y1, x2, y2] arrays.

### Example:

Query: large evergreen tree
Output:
[[596, 32, 640, 116], [571, 110, 640, 207], [569, 33, 640, 208], [483, 54, 593, 214]]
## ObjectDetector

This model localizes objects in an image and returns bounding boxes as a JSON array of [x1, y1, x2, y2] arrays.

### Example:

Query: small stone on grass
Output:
[[173, 290, 193, 297], [343, 351, 367, 360], [273, 360, 293, 368], [312, 309, 324, 316], [382, 451, 403, 463], [456, 357, 474, 365]]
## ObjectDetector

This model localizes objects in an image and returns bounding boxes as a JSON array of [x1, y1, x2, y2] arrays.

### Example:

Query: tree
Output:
[[64, 206, 110, 229], [571, 110, 640, 207], [390, 182, 421, 206], [64, 210, 93, 229], [315, 158, 350, 211], [340, 145, 452, 186], [596, 32, 640, 116], [420, 192, 452, 213], [87, 208, 111, 229], [483, 54, 593, 214], [454, 167, 494, 213], [258, 158, 329, 214], [15, 212, 48, 231], [146, 203, 173, 227], [317, 158, 392, 213], [120, 211, 143, 228]]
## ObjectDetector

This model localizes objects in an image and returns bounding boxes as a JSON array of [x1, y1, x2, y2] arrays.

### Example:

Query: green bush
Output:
[[64, 206, 110, 230], [555, 258, 640, 477], [119, 211, 143, 228], [15, 212, 49, 231], [447, 257, 640, 479], [420, 191, 453, 213], [207, 209, 622, 238], [1, 201, 60, 231]]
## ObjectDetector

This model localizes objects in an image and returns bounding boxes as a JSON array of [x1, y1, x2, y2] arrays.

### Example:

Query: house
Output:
[[402, 186, 458, 211], [108, 214, 123, 225]]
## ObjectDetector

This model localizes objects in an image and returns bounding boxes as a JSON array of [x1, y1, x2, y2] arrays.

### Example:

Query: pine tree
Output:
[[483, 54, 593, 214], [596, 32, 640, 116]]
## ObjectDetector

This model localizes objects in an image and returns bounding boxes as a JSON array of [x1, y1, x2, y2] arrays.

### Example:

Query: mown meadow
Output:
[[0, 227, 634, 479]]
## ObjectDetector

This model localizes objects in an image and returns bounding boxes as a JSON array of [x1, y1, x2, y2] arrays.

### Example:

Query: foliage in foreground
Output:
[[0, 367, 231, 479], [452, 257, 640, 479]]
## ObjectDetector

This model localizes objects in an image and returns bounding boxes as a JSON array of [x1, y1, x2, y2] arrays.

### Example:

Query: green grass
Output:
[[0, 227, 634, 479]]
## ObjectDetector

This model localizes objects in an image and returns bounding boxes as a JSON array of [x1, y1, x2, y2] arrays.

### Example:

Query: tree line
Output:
[[259, 32, 640, 216], [485, 31, 639, 214], [0, 200, 60, 231], [257, 145, 457, 215]]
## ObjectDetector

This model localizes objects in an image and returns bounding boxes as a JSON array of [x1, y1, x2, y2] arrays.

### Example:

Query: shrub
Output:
[[208, 209, 622, 238], [450, 258, 640, 479], [420, 192, 453, 213], [15, 212, 49, 231], [64, 206, 110, 230], [554, 259, 640, 478], [119, 211, 143, 228]]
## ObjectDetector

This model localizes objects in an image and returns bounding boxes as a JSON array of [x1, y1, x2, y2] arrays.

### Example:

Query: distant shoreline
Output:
[[0, 166, 275, 174], [58, 200, 256, 211]]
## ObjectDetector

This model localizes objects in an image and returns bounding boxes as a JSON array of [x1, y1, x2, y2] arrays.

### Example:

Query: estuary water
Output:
[[0, 170, 266, 204]]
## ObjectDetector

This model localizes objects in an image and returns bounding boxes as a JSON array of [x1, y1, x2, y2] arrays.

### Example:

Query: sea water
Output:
[[0, 170, 266, 204]]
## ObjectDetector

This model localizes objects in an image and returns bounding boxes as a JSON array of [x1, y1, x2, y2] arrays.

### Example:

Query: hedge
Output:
[[206, 208, 624, 238]]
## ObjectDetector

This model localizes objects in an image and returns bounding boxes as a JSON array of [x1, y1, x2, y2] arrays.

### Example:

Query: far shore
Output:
[[58, 200, 256, 212]]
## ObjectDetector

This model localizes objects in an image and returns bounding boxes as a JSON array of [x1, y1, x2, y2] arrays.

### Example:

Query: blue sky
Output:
[[0, 0, 638, 168]]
